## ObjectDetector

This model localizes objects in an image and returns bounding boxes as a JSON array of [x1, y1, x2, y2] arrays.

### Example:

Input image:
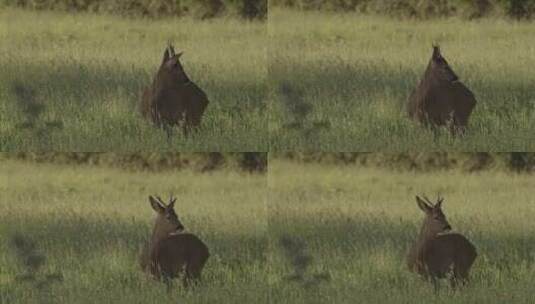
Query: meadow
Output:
[[269, 9, 535, 151], [268, 160, 535, 303], [0, 160, 268, 303], [0, 9, 267, 151]]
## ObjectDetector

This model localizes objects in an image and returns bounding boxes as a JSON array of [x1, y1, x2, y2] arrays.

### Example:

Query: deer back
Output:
[[182, 83, 209, 121], [417, 233, 477, 276], [449, 81, 477, 121], [148, 233, 209, 278]]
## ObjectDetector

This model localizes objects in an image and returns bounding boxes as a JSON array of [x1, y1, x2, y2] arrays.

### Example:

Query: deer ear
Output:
[[168, 44, 175, 57], [168, 197, 176, 209], [432, 45, 441, 60], [149, 196, 165, 213], [436, 197, 444, 208], [416, 196, 431, 213], [162, 48, 170, 63]]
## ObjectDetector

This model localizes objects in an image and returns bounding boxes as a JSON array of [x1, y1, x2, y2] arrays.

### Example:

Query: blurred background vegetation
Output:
[[270, 0, 535, 20], [0, 0, 267, 19], [0, 153, 267, 173], [3, 0, 534, 20], [2, 153, 535, 173], [273, 152, 535, 172]]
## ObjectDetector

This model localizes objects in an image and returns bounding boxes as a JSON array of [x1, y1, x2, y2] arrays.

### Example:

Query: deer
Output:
[[407, 45, 477, 135], [139, 195, 209, 288], [407, 195, 477, 292], [141, 43, 209, 138]]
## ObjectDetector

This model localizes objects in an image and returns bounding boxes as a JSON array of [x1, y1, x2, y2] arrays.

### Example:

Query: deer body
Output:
[[408, 46, 476, 135], [141, 45, 209, 137], [407, 196, 477, 290], [140, 196, 209, 287], [153, 81, 209, 133]]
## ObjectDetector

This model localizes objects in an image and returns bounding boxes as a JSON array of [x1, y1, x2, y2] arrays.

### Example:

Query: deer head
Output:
[[160, 43, 188, 83], [416, 195, 452, 239], [429, 45, 459, 83], [149, 195, 185, 241]]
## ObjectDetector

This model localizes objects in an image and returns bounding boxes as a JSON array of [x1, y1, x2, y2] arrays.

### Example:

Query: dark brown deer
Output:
[[139, 195, 209, 288], [407, 45, 477, 135], [407, 195, 477, 292], [141, 44, 209, 137]]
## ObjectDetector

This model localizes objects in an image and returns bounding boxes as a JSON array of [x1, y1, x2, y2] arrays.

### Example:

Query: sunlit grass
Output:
[[268, 160, 535, 303], [269, 9, 535, 150], [0, 9, 267, 151], [0, 160, 268, 303]]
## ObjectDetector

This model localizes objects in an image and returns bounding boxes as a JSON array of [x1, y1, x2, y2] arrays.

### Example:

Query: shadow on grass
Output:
[[271, 213, 535, 268], [4, 234, 64, 304], [0, 60, 266, 114], [269, 59, 535, 149], [1, 214, 267, 270], [8, 81, 64, 140], [1, 219, 267, 303], [278, 235, 331, 289], [0, 60, 268, 150], [271, 59, 535, 115], [278, 82, 331, 140]]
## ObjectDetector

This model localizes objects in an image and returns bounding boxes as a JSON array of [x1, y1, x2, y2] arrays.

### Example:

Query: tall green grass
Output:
[[269, 9, 535, 150], [1, 158, 534, 303], [0, 9, 267, 151], [268, 160, 535, 303], [0, 160, 267, 303]]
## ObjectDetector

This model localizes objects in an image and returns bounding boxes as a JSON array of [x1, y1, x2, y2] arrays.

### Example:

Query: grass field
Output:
[[268, 160, 535, 303], [2, 157, 534, 303], [0, 9, 267, 151], [269, 9, 535, 150], [0, 160, 267, 303]]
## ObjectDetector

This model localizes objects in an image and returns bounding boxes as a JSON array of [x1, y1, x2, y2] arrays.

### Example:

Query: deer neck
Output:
[[179, 72, 191, 84], [423, 63, 444, 84], [169, 71, 191, 85], [148, 225, 171, 258], [412, 224, 438, 254], [408, 224, 432, 272], [420, 221, 439, 240], [154, 71, 191, 89]]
